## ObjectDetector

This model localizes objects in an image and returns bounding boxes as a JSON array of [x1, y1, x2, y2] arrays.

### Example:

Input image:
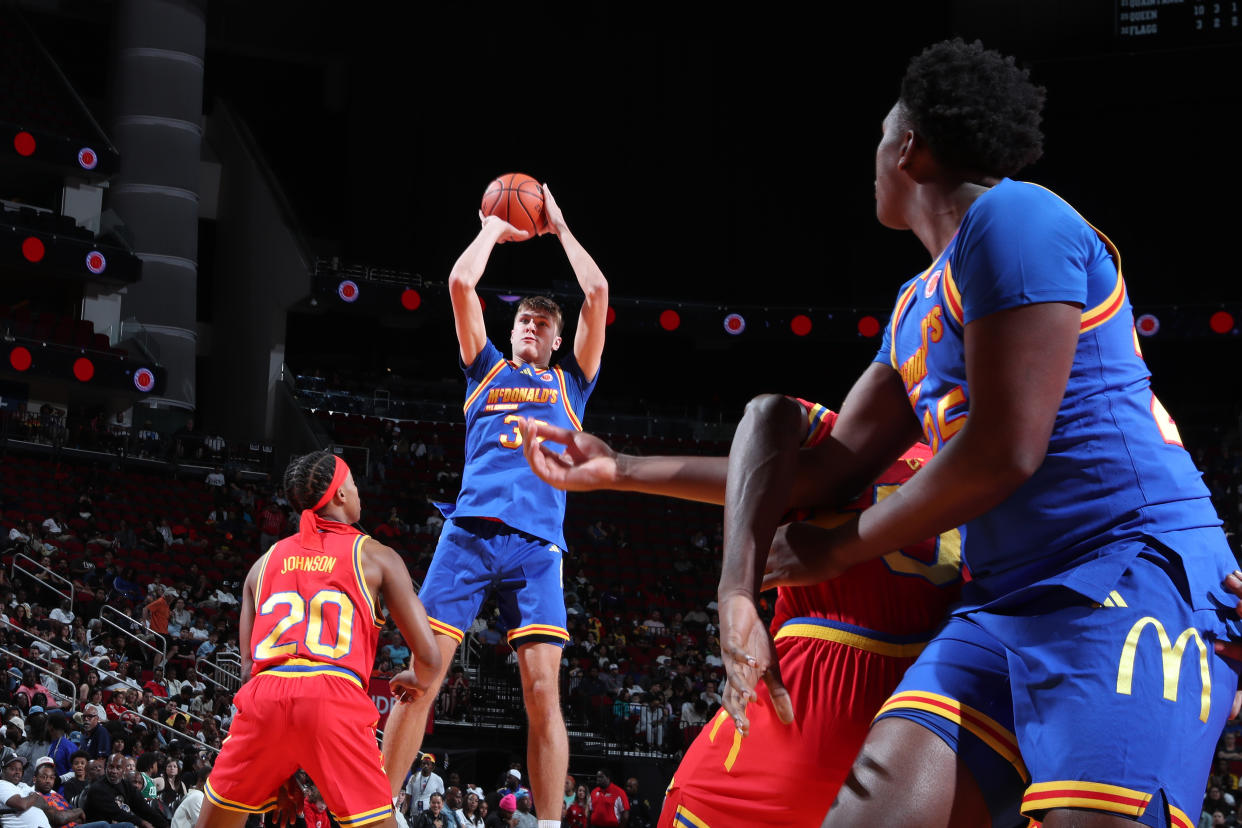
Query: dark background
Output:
[[24, 0, 1242, 420]]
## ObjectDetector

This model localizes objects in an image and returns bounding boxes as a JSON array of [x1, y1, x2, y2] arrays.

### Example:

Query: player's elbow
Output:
[[741, 393, 805, 435], [448, 271, 475, 299], [582, 279, 608, 308]]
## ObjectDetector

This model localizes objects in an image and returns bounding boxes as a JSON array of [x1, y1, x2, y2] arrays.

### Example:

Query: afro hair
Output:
[[899, 39, 1046, 179]]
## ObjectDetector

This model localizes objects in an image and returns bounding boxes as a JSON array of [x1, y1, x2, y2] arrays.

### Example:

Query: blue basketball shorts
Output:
[[876, 540, 1241, 828], [420, 517, 568, 649]]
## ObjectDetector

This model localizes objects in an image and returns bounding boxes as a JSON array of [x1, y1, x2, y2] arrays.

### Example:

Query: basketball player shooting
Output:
[[382, 184, 608, 828]]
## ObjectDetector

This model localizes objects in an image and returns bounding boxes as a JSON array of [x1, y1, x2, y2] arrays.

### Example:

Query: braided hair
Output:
[[899, 38, 1046, 179], [282, 450, 339, 512]]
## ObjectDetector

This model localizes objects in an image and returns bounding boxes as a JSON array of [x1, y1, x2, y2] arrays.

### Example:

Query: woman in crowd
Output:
[[456, 791, 483, 828], [155, 756, 188, 816], [563, 785, 589, 828]]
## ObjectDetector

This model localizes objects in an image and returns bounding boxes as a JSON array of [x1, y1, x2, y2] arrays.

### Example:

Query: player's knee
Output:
[[521, 671, 561, 710]]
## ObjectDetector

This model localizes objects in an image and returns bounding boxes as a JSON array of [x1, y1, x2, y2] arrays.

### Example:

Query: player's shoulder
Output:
[[966, 178, 1086, 231]]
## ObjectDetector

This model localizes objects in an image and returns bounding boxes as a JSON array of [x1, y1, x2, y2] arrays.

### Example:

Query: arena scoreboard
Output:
[[1117, 0, 1241, 43]]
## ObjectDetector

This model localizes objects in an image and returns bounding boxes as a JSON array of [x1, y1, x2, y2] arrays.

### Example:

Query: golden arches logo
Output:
[[1115, 616, 1210, 723]]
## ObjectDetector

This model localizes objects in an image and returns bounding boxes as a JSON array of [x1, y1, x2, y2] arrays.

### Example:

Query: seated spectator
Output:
[[0, 749, 50, 828], [84, 754, 166, 828], [167, 770, 202, 828], [1212, 758, 1240, 795], [59, 752, 91, 803], [80, 708, 111, 761], [31, 757, 90, 828]]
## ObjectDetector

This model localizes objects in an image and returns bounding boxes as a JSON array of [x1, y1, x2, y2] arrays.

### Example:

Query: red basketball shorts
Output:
[[205, 669, 394, 827]]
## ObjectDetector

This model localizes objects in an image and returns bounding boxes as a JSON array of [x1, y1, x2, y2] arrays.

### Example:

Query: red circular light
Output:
[[1135, 313, 1160, 336], [13, 132, 35, 156], [790, 314, 812, 337], [85, 250, 107, 274], [606, 307, 616, 326], [659, 309, 680, 331], [73, 357, 95, 382], [9, 347, 32, 371], [478, 297, 486, 313], [400, 288, 421, 311], [1210, 310, 1234, 334], [723, 313, 746, 335], [857, 316, 881, 338], [134, 367, 155, 392], [21, 237, 45, 262]]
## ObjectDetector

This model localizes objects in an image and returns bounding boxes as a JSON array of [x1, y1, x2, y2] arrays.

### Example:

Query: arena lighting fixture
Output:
[[605, 307, 616, 326], [13, 131, 35, 156], [1135, 313, 1160, 336], [337, 280, 359, 303], [9, 346, 32, 371], [21, 237, 45, 262], [85, 250, 107, 274], [77, 148, 98, 170], [857, 315, 881, 338], [400, 288, 421, 311], [659, 309, 680, 331], [497, 294, 521, 303], [72, 357, 94, 382], [1209, 310, 1235, 334], [133, 367, 155, 392], [723, 313, 746, 335], [790, 314, 812, 336]]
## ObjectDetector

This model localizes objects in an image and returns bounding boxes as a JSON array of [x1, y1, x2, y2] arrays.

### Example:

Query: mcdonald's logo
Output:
[[1115, 616, 1211, 723]]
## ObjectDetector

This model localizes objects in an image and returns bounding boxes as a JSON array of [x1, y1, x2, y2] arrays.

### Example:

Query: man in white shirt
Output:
[[0, 749, 51, 828], [403, 754, 445, 820]]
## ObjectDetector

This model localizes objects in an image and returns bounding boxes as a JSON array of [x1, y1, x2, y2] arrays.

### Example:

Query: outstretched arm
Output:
[[449, 215, 528, 366], [519, 418, 727, 504], [541, 187, 608, 383]]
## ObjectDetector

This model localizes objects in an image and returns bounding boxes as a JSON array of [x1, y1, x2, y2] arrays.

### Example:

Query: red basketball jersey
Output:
[[250, 529, 385, 684], [775, 402, 961, 638]]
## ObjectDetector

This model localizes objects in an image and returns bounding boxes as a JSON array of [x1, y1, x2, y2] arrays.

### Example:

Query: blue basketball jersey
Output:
[[440, 339, 597, 550], [875, 178, 1225, 604]]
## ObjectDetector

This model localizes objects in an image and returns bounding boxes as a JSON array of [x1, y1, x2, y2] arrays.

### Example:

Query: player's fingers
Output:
[[527, 419, 575, 446], [1215, 639, 1242, 663]]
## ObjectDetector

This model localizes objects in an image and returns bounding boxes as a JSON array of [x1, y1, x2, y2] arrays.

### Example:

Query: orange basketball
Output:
[[480, 173, 544, 240]]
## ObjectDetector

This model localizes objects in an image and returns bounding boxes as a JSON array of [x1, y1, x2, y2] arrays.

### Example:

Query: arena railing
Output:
[[0, 616, 72, 664], [9, 551, 75, 608], [99, 605, 166, 666], [0, 646, 76, 710], [195, 652, 241, 695], [84, 658, 228, 738]]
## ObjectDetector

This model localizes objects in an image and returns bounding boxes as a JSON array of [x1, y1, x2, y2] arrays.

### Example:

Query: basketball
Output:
[[480, 173, 544, 239]]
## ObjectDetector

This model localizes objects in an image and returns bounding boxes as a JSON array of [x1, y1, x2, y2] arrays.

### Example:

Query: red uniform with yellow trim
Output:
[[658, 402, 961, 828], [205, 528, 393, 828]]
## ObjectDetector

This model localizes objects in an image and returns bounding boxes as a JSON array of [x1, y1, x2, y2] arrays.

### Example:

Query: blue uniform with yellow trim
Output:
[[206, 527, 394, 828], [660, 401, 1029, 828], [872, 178, 1240, 828], [422, 338, 598, 647]]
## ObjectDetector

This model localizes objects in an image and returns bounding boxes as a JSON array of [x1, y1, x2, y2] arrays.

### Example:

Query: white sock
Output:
[[538, 821, 560, 828]]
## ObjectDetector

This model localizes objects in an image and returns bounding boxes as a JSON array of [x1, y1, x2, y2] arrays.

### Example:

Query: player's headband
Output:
[[311, 455, 349, 512]]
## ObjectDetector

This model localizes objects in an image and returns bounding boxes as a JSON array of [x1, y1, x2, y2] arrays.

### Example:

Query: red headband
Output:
[[297, 455, 351, 551], [311, 455, 349, 512]]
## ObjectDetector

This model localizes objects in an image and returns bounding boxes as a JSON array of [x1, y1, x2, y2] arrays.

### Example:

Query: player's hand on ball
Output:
[[539, 185, 566, 236], [519, 418, 619, 491], [719, 593, 793, 735], [477, 211, 529, 245], [390, 669, 427, 703]]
